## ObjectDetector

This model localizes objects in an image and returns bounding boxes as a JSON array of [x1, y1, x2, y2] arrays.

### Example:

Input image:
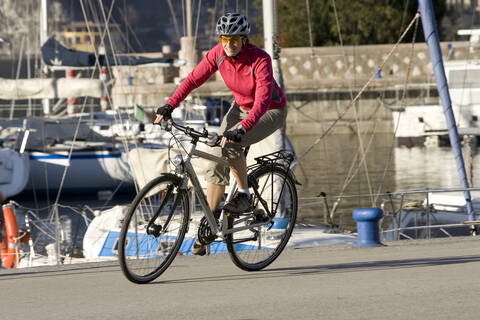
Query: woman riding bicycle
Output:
[[154, 12, 287, 255]]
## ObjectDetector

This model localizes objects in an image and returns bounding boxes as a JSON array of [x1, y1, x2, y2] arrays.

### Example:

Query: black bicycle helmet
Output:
[[215, 13, 251, 36]]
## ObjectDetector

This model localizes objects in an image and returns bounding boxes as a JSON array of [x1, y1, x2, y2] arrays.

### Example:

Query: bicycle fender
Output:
[[158, 172, 182, 183], [146, 173, 184, 189], [248, 164, 302, 186], [287, 169, 302, 186]]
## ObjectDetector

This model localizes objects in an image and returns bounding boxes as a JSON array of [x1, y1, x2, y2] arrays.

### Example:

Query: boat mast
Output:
[[262, 0, 284, 90], [179, 0, 199, 78], [40, 0, 50, 115], [263, 0, 288, 150], [418, 0, 477, 225]]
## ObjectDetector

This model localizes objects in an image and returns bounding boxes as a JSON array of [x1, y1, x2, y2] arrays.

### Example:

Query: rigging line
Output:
[[326, 122, 379, 219], [167, 0, 181, 38], [330, 0, 374, 204], [49, 103, 90, 219], [374, 14, 420, 205], [9, 34, 26, 119], [98, 1, 152, 195], [48, 0, 114, 216], [399, 0, 411, 39], [352, 103, 376, 206], [305, 0, 314, 57], [115, 8, 145, 51], [182, 0, 186, 37], [209, 0, 219, 48], [334, 122, 377, 207], [98, 0, 120, 66], [96, 0, 139, 160], [123, 0, 129, 52], [303, 0, 335, 195], [456, 8, 476, 116], [193, 0, 203, 51], [298, 12, 421, 161]]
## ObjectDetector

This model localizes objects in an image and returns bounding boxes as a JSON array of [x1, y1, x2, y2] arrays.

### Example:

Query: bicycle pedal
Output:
[[253, 209, 269, 223]]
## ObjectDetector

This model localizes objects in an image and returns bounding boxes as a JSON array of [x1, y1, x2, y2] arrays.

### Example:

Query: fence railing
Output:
[[380, 187, 480, 240]]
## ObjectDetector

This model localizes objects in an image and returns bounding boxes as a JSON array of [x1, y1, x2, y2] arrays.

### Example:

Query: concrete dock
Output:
[[1, 237, 480, 319]]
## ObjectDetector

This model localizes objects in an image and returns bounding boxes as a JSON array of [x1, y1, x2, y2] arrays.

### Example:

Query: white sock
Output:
[[237, 188, 251, 198]]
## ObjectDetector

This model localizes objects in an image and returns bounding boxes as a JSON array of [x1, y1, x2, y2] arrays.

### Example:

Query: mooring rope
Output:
[[298, 12, 421, 161]]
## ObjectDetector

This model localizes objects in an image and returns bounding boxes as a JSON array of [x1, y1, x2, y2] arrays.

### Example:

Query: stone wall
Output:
[[110, 41, 480, 134], [280, 41, 480, 90]]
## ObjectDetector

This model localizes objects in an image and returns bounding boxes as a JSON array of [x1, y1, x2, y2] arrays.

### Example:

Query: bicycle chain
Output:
[[197, 209, 222, 245]]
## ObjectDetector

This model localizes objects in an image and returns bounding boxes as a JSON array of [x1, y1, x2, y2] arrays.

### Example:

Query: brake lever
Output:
[[155, 119, 172, 131], [205, 132, 222, 147]]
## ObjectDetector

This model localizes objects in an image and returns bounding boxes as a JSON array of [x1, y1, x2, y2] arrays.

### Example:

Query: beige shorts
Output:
[[204, 103, 287, 185]]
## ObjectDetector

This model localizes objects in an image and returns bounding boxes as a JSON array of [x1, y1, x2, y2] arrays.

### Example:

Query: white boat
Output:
[[382, 189, 480, 241], [82, 205, 355, 260], [27, 146, 132, 194], [0, 118, 134, 194], [393, 59, 480, 144], [0, 148, 29, 199], [393, 30, 480, 145]]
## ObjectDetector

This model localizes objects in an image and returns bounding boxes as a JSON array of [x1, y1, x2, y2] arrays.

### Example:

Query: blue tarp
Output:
[[41, 37, 173, 67]]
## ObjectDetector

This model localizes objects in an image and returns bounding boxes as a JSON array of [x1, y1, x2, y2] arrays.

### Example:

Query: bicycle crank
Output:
[[197, 216, 217, 245]]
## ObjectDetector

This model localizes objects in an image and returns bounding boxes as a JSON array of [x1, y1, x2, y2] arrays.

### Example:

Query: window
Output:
[[448, 69, 480, 88]]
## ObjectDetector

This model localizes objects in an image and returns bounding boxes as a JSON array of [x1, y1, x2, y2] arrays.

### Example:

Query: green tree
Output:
[[253, 0, 446, 47]]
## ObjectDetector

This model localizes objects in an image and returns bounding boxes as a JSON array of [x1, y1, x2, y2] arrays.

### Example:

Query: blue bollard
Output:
[[352, 208, 384, 247]]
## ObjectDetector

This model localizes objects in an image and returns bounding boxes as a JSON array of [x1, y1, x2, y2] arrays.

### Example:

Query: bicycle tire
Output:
[[226, 165, 298, 271], [118, 174, 190, 284]]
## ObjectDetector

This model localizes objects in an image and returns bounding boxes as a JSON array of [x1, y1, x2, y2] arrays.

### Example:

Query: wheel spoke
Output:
[[226, 166, 297, 271], [118, 176, 189, 284]]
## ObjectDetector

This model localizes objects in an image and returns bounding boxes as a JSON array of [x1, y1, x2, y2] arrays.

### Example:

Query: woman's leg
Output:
[[206, 183, 225, 212]]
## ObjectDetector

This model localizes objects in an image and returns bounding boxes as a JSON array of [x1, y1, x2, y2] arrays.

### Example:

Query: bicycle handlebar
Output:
[[156, 119, 221, 147]]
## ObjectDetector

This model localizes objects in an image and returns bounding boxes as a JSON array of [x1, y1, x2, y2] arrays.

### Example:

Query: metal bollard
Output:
[[353, 208, 384, 247]]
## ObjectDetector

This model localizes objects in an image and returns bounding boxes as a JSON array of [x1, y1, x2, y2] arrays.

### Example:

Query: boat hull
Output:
[[24, 150, 134, 195]]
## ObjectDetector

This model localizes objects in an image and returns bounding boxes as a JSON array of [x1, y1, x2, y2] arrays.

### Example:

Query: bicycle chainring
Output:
[[197, 216, 217, 245]]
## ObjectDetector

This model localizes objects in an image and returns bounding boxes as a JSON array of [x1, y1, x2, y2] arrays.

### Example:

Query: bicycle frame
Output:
[[175, 138, 276, 239]]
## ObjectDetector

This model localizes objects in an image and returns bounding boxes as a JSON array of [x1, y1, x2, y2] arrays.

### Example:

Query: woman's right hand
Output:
[[154, 104, 174, 123]]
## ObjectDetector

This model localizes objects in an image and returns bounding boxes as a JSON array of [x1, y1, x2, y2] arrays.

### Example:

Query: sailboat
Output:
[[382, 0, 479, 240], [392, 31, 480, 146], [0, 148, 29, 200]]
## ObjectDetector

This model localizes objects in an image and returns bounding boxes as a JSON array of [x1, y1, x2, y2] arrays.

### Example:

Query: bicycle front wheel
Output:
[[226, 165, 298, 271], [118, 174, 190, 284]]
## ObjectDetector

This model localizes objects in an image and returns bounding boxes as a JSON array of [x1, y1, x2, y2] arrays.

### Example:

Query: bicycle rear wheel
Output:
[[118, 174, 190, 284], [226, 165, 297, 271]]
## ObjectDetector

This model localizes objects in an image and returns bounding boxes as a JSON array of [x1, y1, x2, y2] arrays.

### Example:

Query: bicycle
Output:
[[118, 119, 299, 284]]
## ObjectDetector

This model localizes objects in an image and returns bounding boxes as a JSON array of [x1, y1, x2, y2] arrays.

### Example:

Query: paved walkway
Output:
[[1, 237, 480, 319]]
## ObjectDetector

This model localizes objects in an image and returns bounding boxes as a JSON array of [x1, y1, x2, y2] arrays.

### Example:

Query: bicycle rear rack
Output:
[[250, 150, 295, 170]]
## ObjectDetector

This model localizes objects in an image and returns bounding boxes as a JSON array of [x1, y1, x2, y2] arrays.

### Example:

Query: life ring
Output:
[[1, 203, 20, 269]]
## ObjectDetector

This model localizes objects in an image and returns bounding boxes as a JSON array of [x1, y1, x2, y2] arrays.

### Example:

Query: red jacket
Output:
[[167, 42, 286, 131]]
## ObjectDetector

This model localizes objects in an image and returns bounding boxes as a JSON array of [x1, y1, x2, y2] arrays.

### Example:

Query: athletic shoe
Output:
[[223, 192, 253, 214]]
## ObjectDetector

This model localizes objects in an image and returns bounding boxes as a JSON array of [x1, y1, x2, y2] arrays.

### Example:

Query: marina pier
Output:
[[1, 237, 480, 319]]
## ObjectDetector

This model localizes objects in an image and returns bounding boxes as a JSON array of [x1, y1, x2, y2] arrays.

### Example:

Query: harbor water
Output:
[[290, 133, 479, 230], [10, 131, 479, 250]]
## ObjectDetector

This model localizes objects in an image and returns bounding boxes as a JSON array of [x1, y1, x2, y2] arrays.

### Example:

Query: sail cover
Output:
[[42, 37, 174, 67], [0, 77, 105, 100]]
